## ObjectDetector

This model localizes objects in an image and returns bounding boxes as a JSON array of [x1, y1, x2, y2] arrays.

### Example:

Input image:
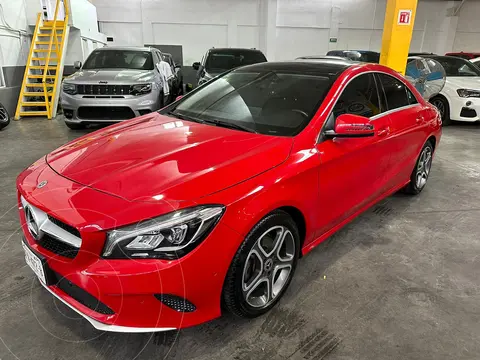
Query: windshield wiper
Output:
[[167, 111, 205, 124], [203, 119, 257, 134]]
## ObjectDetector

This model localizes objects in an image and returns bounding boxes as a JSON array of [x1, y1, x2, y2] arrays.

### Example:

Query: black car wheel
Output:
[[430, 96, 451, 126], [222, 210, 300, 318], [0, 103, 10, 130]]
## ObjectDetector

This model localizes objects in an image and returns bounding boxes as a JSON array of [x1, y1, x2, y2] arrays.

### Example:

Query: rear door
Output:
[[315, 73, 393, 236], [375, 73, 427, 189]]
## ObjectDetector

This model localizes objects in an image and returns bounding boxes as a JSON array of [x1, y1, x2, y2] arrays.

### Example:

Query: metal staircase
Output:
[[15, 0, 70, 120]]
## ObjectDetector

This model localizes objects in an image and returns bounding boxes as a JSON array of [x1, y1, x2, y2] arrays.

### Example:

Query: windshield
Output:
[[435, 57, 480, 77], [205, 50, 267, 72], [168, 68, 336, 136], [83, 50, 154, 70]]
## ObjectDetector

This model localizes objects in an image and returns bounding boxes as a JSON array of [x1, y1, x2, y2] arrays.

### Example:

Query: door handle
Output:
[[377, 127, 390, 137]]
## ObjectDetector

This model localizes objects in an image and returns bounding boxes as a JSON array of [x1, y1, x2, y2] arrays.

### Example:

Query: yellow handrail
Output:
[[42, 0, 64, 118]]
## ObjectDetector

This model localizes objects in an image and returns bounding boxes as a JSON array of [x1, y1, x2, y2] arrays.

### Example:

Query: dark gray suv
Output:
[[192, 48, 267, 86]]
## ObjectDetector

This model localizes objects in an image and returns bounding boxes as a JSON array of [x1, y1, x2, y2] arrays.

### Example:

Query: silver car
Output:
[[61, 46, 168, 129]]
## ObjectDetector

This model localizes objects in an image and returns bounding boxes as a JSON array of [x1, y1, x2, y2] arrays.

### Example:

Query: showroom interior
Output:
[[1, 0, 480, 359]]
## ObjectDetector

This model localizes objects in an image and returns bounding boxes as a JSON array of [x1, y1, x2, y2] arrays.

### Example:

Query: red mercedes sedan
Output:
[[17, 60, 441, 332]]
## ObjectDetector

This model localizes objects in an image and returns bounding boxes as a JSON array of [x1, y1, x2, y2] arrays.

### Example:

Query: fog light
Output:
[[466, 101, 472, 107], [63, 109, 73, 119]]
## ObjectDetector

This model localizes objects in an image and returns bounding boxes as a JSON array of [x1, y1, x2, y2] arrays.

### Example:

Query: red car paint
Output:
[[17, 62, 441, 331], [445, 52, 480, 60]]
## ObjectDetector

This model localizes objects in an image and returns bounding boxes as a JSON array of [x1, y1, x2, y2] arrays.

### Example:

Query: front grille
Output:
[[38, 234, 79, 259], [77, 106, 136, 120], [77, 84, 131, 96], [460, 107, 477, 118], [47, 215, 81, 238], [154, 294, 196, 312], [53, 272, 115, 315]]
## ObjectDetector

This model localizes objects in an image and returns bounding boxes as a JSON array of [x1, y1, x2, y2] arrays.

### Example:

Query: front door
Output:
[[315, 73, 393, 237]]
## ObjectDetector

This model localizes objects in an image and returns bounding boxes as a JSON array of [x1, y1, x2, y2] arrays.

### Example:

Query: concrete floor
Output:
[[1, 117, 480, 360]]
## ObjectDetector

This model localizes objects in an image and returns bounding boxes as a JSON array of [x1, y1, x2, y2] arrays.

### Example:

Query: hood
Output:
[[46, 113, 293, 202], [446, 76, 480, 89], [64, 69, 155, 84]]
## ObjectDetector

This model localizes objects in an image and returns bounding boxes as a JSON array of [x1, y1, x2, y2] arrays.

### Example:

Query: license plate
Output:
[[23, 242, 46, 284]]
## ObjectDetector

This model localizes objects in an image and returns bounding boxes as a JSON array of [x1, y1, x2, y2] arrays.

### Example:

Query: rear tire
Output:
[[430, 96, 451, 126], [222, 210, 300, 318], [0, 103, 10, 130], [65, 122, 85, 130], [403, 140, 434, 195]]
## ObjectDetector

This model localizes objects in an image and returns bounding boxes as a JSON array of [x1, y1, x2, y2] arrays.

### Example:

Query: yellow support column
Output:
[[379, 0, 418, 75]]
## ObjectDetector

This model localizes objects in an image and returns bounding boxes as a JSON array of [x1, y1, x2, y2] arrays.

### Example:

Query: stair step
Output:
[[32, 57, 56, 61], [43, 21, 65, 26], [23, 92, 53, 96], [19, 111, 49, 116], [36, 41, 58, 45], [29, 65, 57, 70], [27, 75, 56, 79], [37, 33, 63, 37], [21, 102, 47, 106], [30, 66, 57, 70], [25, 83, 46, 87], [33, 49, 58, 52]]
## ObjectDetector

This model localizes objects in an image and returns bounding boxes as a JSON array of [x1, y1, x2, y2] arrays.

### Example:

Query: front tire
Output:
[[403, 140, 434, 195], [430, 96, 451, 126], [222, 210, 300, 318], [0, 103, 10, 130]]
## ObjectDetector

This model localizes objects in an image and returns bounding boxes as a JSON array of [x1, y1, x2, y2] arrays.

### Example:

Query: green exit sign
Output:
[[329, 38, 338, 43]]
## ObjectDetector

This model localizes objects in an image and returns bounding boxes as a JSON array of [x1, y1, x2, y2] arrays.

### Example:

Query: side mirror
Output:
[[325, 114, 375, 138], [175, 64, 182, 70], [192, 62, 200, 70], [74, 61, 82, 70]]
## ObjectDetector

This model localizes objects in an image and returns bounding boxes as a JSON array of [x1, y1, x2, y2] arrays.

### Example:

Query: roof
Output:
[[414, 54, 470, 61], [208, 48, 264, 53], [96, 46, 155, 52], [296, 55, 349, 61], [237, 60, 353, 77]]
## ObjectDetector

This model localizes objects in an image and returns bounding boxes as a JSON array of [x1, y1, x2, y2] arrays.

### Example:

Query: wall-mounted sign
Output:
[[329, 37, 337, 43], [398, 10, 412, 25]]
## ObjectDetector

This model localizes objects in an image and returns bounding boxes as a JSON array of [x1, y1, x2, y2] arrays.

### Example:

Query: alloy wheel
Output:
[[242, 225, 295, 309], [0, 106, 8, 123], [432, 99, 445, 119], [416, 146, 432, 189]]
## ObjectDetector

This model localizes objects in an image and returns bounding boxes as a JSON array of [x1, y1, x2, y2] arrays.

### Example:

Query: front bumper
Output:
[[60, 90, 162, 123], [449, 95, 480, 122], [17, 160, 243, 332]]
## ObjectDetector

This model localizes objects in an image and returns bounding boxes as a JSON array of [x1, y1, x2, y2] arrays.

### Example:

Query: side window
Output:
[[152, 50, 161, 65], [406, 88, 418, 105], [377, 73, 410, 110], [332, 73, 382, 119]]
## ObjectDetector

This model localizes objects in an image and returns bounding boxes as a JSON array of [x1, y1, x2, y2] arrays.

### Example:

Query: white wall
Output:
[[91, 0, 480, 63], [0, 0, 30, 69], [94, 0, 262, 65], [453, 1, 480, 52]]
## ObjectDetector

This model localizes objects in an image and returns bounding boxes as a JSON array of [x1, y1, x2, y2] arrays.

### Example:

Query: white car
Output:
[[411, 55, 480, 125]]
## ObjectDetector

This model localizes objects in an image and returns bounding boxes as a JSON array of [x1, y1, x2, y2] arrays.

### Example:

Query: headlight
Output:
[[102, 205, 225, 259], [457, 89, 480, 98], [130, 83, 152, 96], [62, 83, 77, 95]]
